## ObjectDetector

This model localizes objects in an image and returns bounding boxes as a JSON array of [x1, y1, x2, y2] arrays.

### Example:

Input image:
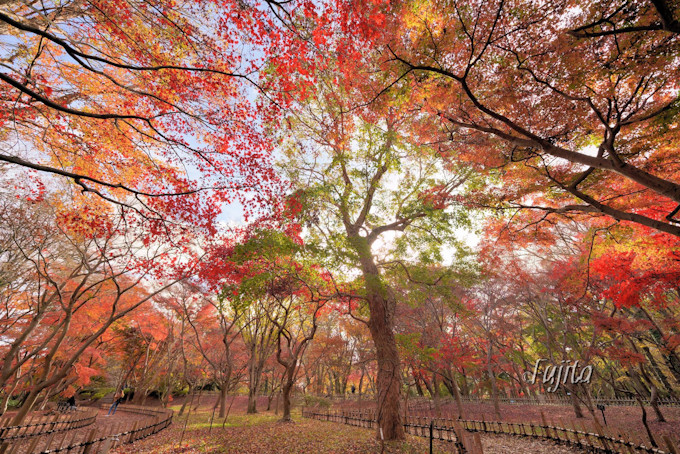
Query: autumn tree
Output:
[[234, 230, 331, 421], [0, 0, 309, 230], [301, 315, 359, 397], [275, 72, 472, 438], [336, 0, 680, 237], [109, 306, 179, 406], [169, 280, 246, 418], [0, 190, 194, 424], [390, 262, 477, 418]]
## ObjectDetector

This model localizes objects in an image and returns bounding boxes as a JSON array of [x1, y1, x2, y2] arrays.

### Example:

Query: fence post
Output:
[[99, 436, 113, 454], [82, 428, 98, 454], [128, 421, 139, 443], [429, 420, 434, 454], [663, 435, 678, 454], [25, 434, 41, 453]]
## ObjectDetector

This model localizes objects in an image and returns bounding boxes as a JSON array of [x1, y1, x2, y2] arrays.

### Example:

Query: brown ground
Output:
[[4, 395, 676, 453], [110, 400, 586, 454]]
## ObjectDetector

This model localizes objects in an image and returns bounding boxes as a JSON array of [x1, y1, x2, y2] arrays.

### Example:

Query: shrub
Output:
[[302, 395, 331, 408]]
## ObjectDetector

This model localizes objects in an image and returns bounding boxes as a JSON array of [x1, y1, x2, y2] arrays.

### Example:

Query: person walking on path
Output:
[[107, 390, 124, 416]]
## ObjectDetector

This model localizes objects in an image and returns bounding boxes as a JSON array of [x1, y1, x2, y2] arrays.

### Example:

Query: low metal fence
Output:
[[0, 410, 98, 444], [407, 396, 680, 409], [0, 405, 172, 454], [302, 408, 678, 454], [302, 408, 468, 452]]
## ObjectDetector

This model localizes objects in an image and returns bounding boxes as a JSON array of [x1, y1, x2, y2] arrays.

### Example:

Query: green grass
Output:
[[185, 411, 282, 429]]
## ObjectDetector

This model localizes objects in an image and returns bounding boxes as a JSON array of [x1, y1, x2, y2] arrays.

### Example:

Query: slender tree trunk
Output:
[[649, 385, 666, 422], [38, 390, 51, 410], [414, 375, 425, 396], [578, 384, 599, 422], [486, 347, 501, 420], [178, 388, 191, 417], [422, 375, 434, 397], [643, 347, 674, 394], [368, 374, 376, 394], [432, 373, 441, 417], [635, 394, 658, 448], [569, 388, 585, 418], [267, 393, 274, 411], [247, 355, 260, 414], [460, 370, 470, 396], [315, 365, 323, 395], [193, 386, 204, 411], [11, 388, 40, 425], [446, 370, 465, 419], [281, 382, 293, 421], [403, 382, 409, 424], [358, 370, 364, 400], [278, 361, 297, 422], [247, 386, 257, 414], [218, 384, 228, 418], [0, 379, 19, 416]]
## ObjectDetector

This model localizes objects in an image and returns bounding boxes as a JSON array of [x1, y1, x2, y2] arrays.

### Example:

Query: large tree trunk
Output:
[[368, 315, 404, 440], [281, 380, 293, 421], [355, 238, 404, 441]]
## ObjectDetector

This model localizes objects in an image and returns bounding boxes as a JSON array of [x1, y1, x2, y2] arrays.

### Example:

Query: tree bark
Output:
[[358, 369, 364, 400], [635, 394, 658, 448], [432, 373, 442, 417], [368, 315, 404, 440], [486, 346, 501, 420], [460, 370, 470, 396], [247, 385, 258, 414], [218, 384, 228, 418], [281, 380, 293, 421], [352, 235, 404, 440], [11, 388, 40, 425], [444, 369, 465, 419], [0, 379, 19, 416], [569, 388, 585, 418], [642, 346, 674, 394], [649, 385, 666, 422]]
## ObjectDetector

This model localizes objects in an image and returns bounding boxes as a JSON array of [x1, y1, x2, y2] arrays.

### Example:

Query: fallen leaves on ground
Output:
[[111, 406, 586, 454]]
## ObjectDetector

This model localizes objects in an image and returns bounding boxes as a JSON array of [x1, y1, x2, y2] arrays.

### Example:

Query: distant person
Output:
[[67, 395, 76, 410], [107, 390, 124, 416], [351, 385, 356, 394]]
